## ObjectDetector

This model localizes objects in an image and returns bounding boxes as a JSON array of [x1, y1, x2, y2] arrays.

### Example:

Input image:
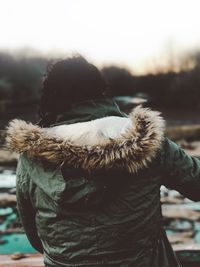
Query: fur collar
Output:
[[6, 106, 165, 173]]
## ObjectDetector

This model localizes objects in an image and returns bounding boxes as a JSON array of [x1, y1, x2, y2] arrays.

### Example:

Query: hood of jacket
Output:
[[7, 102, 165, 174]]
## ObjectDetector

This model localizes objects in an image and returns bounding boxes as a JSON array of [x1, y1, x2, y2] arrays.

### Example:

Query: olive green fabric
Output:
[[50, 98, 127, 126], [16, 99, 200, 266]]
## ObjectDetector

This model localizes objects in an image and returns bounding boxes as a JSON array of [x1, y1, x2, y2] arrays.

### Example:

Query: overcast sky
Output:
[[0, 0, 200, 74]]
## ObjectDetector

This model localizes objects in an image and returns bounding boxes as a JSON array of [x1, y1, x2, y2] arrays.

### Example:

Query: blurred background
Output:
[[1, 0, 200, 266]]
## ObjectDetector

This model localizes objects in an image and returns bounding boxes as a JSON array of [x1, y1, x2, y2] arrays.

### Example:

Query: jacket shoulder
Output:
[[16, 154, 32, 188], [159, 138, 185, 166]]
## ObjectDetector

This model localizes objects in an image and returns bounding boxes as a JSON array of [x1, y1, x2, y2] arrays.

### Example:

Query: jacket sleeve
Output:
[[161, 138, 200, 201], [16, 156, 43, 253]]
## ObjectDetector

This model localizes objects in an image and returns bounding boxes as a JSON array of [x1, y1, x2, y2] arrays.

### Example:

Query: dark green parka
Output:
[[7, 99, 200, 267]]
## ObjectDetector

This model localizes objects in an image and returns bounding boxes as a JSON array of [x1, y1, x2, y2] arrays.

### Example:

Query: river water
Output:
[[0, 169, 36, 254]]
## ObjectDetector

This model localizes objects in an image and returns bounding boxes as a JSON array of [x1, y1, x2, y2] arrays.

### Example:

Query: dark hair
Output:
[[39, 56, 107, 123]]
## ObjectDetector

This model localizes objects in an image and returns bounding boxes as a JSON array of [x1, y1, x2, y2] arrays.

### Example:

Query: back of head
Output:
[[39, 56, 107, 125]]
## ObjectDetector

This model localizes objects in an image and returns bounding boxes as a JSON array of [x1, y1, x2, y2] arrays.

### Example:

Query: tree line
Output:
[[1, 51, 200, 116]]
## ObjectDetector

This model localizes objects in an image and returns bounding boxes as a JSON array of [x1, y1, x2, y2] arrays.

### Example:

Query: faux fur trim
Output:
[[6, 106, 165, 173]]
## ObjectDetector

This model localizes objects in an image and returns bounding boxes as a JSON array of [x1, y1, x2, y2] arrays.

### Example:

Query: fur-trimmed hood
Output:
[[6, 106, 165, 173]]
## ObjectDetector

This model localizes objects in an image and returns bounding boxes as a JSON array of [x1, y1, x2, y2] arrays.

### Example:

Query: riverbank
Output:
[[0, 253, 43, 267]]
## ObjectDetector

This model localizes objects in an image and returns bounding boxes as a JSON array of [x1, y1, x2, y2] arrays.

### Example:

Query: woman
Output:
[[6, 56, 200, 267]]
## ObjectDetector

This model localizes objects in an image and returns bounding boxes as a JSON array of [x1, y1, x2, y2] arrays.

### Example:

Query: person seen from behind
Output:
[[7, 56, 200, 267]]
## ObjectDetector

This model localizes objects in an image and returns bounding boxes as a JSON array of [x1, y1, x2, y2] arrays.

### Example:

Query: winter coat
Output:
[[7, 98, 200, 267]]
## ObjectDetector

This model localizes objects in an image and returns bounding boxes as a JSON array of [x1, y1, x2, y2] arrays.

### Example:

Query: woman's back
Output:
[[7, 99, 186, 266]]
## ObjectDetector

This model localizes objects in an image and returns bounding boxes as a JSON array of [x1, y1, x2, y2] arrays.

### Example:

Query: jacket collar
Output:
[[50, 98, 125, 126]]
